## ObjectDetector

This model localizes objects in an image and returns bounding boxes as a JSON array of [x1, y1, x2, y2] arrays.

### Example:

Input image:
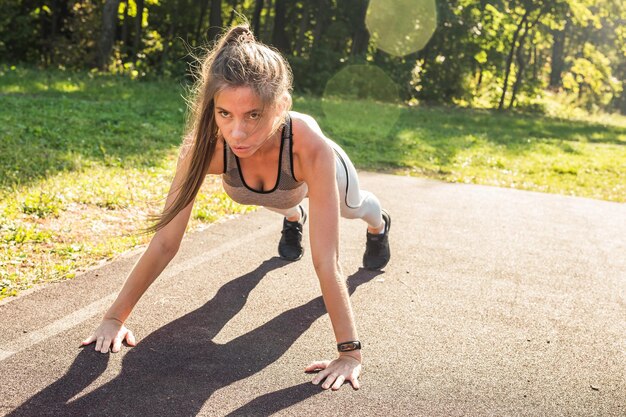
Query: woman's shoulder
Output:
[[289, 111, 335, 181], [289, 111, 328, 152]]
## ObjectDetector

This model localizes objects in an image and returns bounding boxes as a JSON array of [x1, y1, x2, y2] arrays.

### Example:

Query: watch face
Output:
[[338, 342, 360, 352]]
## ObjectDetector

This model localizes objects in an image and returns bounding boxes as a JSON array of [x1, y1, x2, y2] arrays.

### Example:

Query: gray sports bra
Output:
[[221, 114, 308, 209]]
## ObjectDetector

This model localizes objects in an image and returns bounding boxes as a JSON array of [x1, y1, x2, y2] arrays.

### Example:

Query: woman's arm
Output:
[[82, 144, 200, 353], [296, 118, 362, 390]]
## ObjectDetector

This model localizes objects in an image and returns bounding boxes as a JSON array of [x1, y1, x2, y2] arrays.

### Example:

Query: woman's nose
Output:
[[230, 121, 247, 141]]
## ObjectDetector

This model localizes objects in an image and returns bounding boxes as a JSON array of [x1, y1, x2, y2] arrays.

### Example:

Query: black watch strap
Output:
[[337, 340, 362, 352]]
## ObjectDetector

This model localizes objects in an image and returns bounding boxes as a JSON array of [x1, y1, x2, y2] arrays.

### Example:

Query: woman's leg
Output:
[[266, 205, 307, 261], [330, 141, 384, 230], [265, 205, 302, 221], [329, 139, 391, 270]]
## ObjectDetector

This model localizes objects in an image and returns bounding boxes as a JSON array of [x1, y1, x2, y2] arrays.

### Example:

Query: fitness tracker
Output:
[[337, 340, 362, 352]]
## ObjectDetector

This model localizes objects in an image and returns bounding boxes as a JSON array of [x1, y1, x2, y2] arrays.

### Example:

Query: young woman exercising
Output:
[[82, 25, 391, 391]]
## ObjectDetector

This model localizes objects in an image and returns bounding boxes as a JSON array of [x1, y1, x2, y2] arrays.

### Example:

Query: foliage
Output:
[[0, 1, 624, 113]]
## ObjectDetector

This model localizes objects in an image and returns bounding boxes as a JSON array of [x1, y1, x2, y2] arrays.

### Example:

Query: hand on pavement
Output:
[[305, 354, 362, 390], [81, 318, 137, 353]]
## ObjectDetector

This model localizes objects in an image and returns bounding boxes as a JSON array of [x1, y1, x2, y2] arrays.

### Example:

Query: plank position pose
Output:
[[82, 25, 391, 391]]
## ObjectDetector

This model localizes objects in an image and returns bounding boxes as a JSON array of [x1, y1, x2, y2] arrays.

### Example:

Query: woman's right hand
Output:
[[81, 318, 137, 353]]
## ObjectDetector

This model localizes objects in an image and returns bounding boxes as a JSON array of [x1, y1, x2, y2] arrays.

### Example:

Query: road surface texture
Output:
[[1, 172, 624, 416]]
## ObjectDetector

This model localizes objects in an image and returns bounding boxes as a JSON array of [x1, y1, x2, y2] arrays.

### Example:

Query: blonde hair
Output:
[[144, 24, 293, 234]]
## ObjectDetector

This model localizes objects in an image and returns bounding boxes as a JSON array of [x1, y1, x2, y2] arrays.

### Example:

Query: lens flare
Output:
[[366, 0, 437, 57], [322, 65, 401, 139]]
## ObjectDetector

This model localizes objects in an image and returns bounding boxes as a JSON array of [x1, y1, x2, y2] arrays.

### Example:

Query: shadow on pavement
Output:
[[8, 258, 381, 417]]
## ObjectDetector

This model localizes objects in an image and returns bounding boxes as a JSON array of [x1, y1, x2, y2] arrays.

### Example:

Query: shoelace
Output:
[[366, 233, 386, 256], [282, 221, 303, 245]]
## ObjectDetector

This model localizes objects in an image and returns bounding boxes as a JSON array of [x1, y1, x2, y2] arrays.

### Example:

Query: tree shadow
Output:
[[7, 258, 381, 417]]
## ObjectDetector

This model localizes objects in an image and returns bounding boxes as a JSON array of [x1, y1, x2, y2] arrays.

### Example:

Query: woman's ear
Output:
[[282, 92, 292, 111]]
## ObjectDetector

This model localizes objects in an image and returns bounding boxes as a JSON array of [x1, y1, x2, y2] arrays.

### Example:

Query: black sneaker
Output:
[[363, 209, 391, 270], [278, 206, 307, 261]]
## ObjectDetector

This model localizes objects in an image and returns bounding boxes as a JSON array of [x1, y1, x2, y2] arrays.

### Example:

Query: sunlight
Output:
[[366, 0, 437, 57]]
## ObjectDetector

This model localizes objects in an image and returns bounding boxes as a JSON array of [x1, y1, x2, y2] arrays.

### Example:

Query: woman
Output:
[[82, 24, 391, 391]]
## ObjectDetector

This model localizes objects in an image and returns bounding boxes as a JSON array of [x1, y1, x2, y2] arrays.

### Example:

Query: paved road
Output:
[[1, 173, 624, 416]]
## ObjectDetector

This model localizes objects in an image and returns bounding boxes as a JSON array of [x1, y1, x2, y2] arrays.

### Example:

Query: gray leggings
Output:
[[266, 139, 383, 229]]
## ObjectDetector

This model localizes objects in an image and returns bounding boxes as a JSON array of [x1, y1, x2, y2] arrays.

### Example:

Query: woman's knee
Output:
[[340, 205, 362, 220]]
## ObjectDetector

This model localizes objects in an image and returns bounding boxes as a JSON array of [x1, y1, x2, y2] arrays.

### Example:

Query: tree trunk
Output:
[[97, 0, 121, 70], [50, 0, 59, 39], [51, 0, 70, 38], [532, 43, 538, 80], [509, 22, 531, 108], [40, 0, 51, 65], [227, 0, 240, 26], [160, 1, 182, 75], [498, 8, 530, 110], [617, 88, 626, 115], [311, 0, 328, 52], [252, 0, 264, 36], [350, 0, 370, 56], [271, 0, 290, 53], [549, 17, 569, 89], [47, 0, 61, 65], [133, 0, 145, 63], [294, 2, 309, 55], [195, 1, 209, 43], [264, 0, 273, 40], [207, 0, 223, 42], [160, 18, 176, 75], [121, 0, 131, 60], [510, 8, 543, 109]]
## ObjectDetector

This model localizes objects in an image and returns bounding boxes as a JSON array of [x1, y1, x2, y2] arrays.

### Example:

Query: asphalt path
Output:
[[0, 172, 624, 416]]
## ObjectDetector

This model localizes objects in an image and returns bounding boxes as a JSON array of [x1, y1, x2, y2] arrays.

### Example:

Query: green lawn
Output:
[[302, 98, 626, 203], [1, 66, 625, 298]]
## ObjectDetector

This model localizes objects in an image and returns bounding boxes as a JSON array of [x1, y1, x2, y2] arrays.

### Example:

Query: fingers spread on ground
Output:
[[95, 336, 103, 351], [100, 339, 112, 353], [126, 331, 137, 346], [350, 376, 361, 390], [322, 373, 339, 390], [331, 375, 345, 391], [305, 360, 329, 373], [312, 370, 330, 385], [112, 337, 122, 353], [81, 335, 95, 346]]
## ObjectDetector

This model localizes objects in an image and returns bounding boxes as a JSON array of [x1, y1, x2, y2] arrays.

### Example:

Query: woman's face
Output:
[[214, 86, 283, 158]]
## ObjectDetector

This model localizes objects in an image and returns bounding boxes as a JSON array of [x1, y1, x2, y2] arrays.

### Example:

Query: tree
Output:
[[549, 17, 570, 89], [208, 0, 223, 42], [252, 0, 264, 36], [97, 0, 121, 70], [498, 6, 532, 110], [271, 0, 290, 52], [2, 0, 624, 114], [132, 0, 145, 62], [350, 0, 370, 57], [195, 1, 210, 42]]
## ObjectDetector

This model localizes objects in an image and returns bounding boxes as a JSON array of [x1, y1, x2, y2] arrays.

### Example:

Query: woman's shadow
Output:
[[9, 257, 381, 417]]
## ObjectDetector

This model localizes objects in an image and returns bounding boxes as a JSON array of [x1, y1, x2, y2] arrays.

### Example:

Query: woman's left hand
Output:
[[305, 353, 362, 390]]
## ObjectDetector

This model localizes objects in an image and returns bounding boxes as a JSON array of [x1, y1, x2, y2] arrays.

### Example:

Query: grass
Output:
[[300, 98, 626, 202], [1, 65, 625, 299], [0, 66, 255, 299]]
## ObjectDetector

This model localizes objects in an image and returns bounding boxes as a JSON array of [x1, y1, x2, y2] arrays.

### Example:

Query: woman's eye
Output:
[[219, 111, 229, 117], [249, 112, 261, 120]]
